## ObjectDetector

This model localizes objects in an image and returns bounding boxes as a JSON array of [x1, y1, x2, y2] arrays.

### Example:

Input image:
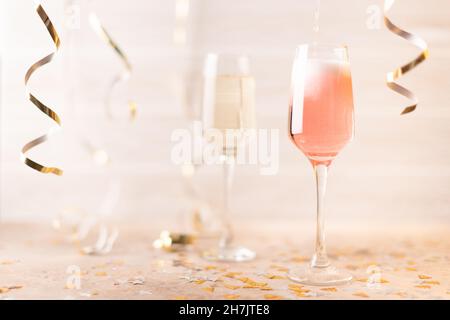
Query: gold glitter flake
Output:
[[321, 287, 337, 292], [405, 267, 417, 271], [415, 285, 431, 289], [224, 284, 241, 290], [223, 272, 242, 279], [421, 280, 440, 285], [353, 292, 369, 298], [264, 274, 286, 280], [264, 294, 284, 300], [202, 286, 215, 293]]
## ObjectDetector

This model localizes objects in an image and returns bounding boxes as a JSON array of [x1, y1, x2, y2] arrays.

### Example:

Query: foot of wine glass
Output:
[[289, 164, 352, 286], [202, 156, 255, 262]]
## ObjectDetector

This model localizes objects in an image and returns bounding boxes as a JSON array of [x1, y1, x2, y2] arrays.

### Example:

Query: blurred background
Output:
[[0, 0, 449, 229]]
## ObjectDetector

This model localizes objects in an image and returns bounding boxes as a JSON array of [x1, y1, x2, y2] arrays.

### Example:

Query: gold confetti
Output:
[[422, 280, 440, 285], [95, 271, 108, 277], [356, 277, 388, 284], [259, 287, 274, 291], [264, 294, 284, 300], [405, 267, 417, 272], [0, 288, 10, 294], [194, 279, 206, 285], [224, 294, 240, 300], [288, 284, 310, 295], [321, 287, 337, 292], [204, 265, 218, 271], [292, 291, 309, 298], [353, 292, 369, 298], [175, 296, 187, 300], [415, 285, 431, 289], [224, 284, 241, 290], [418, 275, 432, 280], [223, 272, 242, 278], [202, 287, 215, 293], [238, 278, 267, 287], [264, 274, 287, 280], [288, 284, 305, 291]]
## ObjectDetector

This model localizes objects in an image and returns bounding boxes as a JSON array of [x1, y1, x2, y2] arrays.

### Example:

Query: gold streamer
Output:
[[384, 0, 429, 115], [89, 12, 136, 120], [22, 2, 63, 175]]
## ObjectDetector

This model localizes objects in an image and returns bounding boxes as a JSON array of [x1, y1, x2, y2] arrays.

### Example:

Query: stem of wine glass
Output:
[[219, 155, 235, 249], [311, 164, 330, 268]]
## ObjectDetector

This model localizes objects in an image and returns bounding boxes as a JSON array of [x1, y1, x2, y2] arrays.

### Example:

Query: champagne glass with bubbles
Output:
[[288, 43, 354, 285], [200, 53, 256, 262]]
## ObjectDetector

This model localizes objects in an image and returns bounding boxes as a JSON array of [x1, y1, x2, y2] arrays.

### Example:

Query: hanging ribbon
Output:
[[89, 12, 136, 120], [22, 2, 63, 175], [384, 0, 429, 115]]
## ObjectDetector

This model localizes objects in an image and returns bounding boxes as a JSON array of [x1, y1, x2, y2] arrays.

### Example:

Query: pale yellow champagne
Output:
[[208, 75, 255, 156]]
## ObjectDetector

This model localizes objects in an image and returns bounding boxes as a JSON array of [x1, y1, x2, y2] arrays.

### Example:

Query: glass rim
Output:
[[296, 42, 348, 52]]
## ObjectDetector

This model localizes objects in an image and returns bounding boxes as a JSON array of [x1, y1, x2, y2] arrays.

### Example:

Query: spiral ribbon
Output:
[[22, 2, 63, 175], [89, 12, 136, 120], [384, 0, 429, 115]]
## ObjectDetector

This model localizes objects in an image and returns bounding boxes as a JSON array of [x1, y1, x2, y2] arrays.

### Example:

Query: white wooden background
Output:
[[0, 0, 449, 227]]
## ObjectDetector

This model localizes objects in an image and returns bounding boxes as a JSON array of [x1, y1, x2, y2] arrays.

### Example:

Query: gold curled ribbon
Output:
[[384, 0, 429, 115], [89, 12, 136, 120], [22, 3, 63, 175]]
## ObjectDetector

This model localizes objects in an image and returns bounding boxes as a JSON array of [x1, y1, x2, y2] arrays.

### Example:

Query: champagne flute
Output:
[[200, 53, 256, 262], [288, 44, 354, 285]]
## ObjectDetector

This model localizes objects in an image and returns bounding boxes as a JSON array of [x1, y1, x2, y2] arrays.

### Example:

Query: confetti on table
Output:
[[321, 287, 338, 292], [353, 292, 370, 298], [223, 284, 241, 290], [264, 294, 284, 300], [418, 275, 432, 280], [264, 274, 286, 280], [194, 279, 206, 285], [421, 280, 440, 285], [223, 272, 242, 278], [415, 285, 431, 289], [405, 267, 417, 271], [202, 286, 215, 293], [224, 294, 240, 300]]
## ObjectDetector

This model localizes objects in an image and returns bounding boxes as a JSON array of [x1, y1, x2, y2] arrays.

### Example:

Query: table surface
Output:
[[0, 221, 449, 300]]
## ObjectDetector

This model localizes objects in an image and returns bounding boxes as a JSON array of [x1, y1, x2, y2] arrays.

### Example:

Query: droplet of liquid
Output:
[[313, 0, 321, 36]]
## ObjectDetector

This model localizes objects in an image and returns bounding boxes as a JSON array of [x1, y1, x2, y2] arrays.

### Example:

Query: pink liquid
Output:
[[289, 60, 354, 166]]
